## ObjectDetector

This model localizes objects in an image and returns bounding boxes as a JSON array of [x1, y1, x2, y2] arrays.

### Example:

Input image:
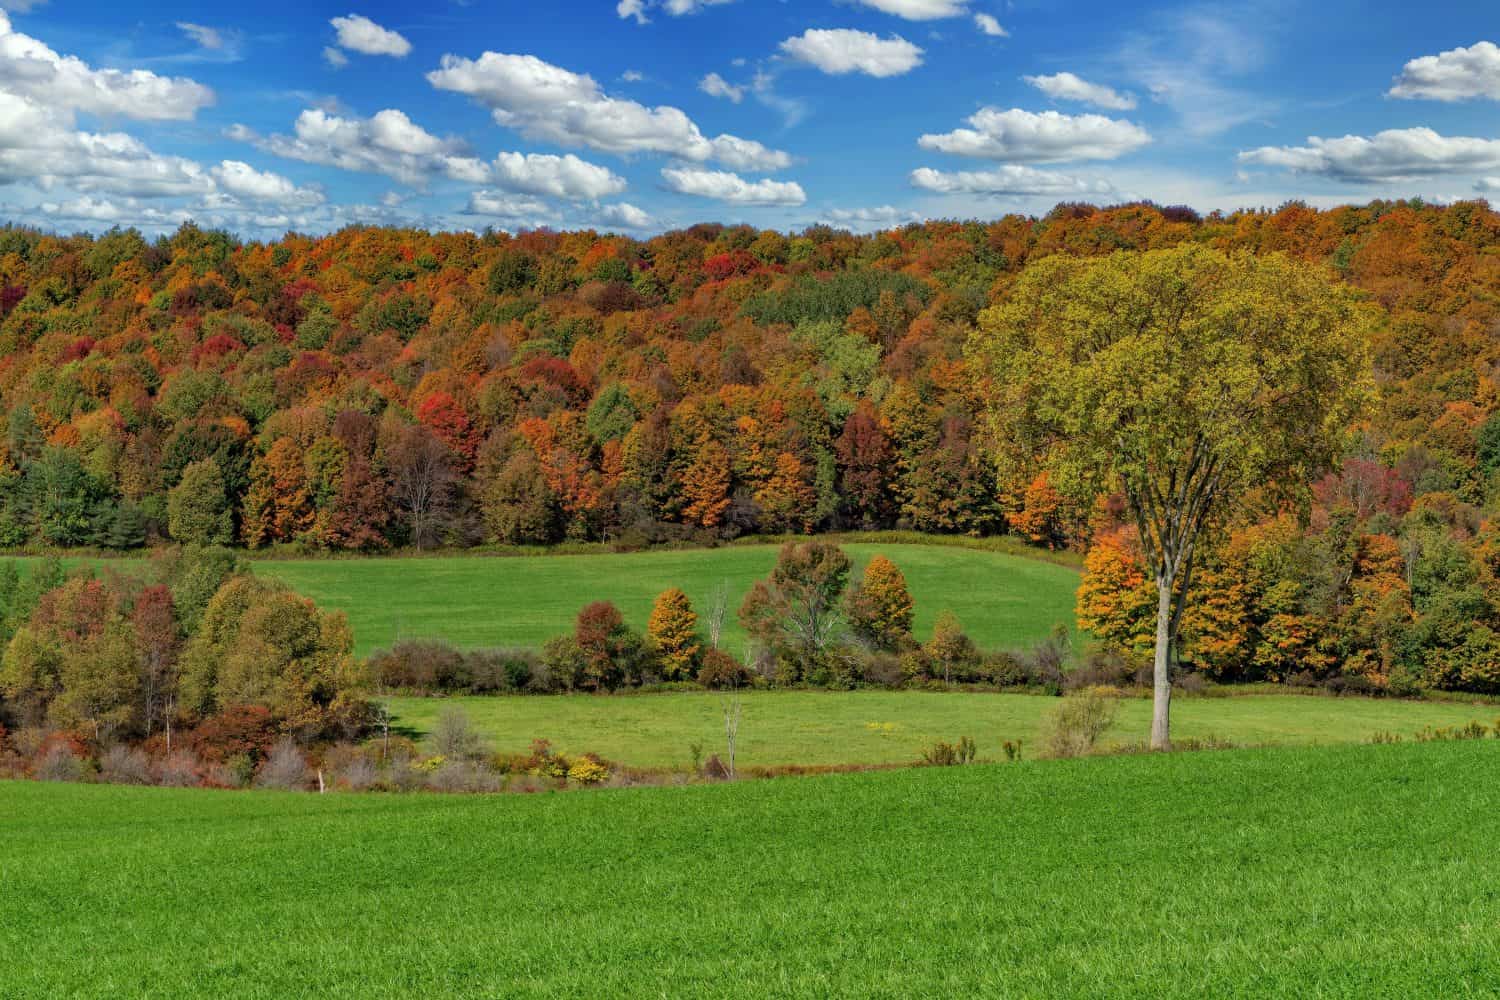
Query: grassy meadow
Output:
[[0, 540, 1079, 657], [385, 689, 1500, 767], [258, 542, 1080, 656], [5, 741, 1499, 997]]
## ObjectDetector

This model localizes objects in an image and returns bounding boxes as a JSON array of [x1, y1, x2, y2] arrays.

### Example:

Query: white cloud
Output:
[[661, 165, 805, 205], [918, 107, 1149, 162], [596, 202, 653, 229], [822, 205, 923, 230], [0, 11, 213, 121], [618, 0, 737, 22], [329, 14, 411, 58], [1240, 127, 1500, 183], [707, 134, 792, 172], [621, 69, 644, 82], [700, 72, 744, 103], [322, 47, 349, 69], [850, 0, 969, 19], [462, 190, 556, 228], [1389, 41, 1500, 102], [236, 107, 626, 199], [233, 108, 476, 185], [910, 164, 1115, 196], [1024, 72, 1136, 110], [210, 160, 324, 206], [176, 23, 224, 50], [38, 195, 193, 227], [780, 29, 923, 78], [973, 14, 1007, 37], [490, 151, 627, 199], [427, 50, 790, 168], [1477, 177, 1500, 192]]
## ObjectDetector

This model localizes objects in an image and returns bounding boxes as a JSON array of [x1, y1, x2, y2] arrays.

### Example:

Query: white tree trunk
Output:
[[1151, 574, 1173, 751]]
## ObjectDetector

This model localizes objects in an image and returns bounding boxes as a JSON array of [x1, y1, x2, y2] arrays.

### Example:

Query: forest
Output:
[[0, 199, 1498, 699]]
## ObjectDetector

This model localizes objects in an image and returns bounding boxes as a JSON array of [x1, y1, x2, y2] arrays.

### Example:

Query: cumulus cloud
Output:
[[779, 29, 923, 78], [822, 205, 924, 230], [462, 190, 556, 228], [910, 164, 1115, 196], [210, 160, 324, 207], [973, 14, 1007, 37], [427, 50, 790, 168], [849, 0, 969, 19], [0, 16, 221, 204], [596, 202, 653, 228], [490, 151, 627, 199], [918, 107, 1150, 162], [700, 72, 744, 102], [329, 14, 411, 58], [1024, 72, 1136, 110], [707, 134, 792, 172], [1389, 41, 1500, 101], [618, 0, 737, 23], [235, 107, 626, 199], [661, 165, 806, 205], [0, 11, 213, 121], [1239, 127, 1500, 183]]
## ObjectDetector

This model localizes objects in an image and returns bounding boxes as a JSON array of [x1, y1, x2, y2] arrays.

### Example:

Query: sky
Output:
[[4, 0, 1500, 238]]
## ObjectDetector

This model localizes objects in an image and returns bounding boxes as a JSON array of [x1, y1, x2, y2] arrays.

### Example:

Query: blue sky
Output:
[[5, 0, 1500, 237]]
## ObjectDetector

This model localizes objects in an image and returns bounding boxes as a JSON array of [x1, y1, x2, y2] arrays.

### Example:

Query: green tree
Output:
[[969, 245, 1373, 748], [739, 542, 851, 671], [167, 458, 233, 545]]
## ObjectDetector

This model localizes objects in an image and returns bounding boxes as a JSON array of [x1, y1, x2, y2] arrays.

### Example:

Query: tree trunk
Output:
[[1151, 574, 1173, 751]]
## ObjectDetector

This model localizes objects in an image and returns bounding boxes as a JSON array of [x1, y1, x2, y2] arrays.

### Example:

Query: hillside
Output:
[[1, 203, 1499, 694]]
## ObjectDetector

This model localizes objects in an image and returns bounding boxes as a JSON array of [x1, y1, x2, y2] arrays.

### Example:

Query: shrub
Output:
[[1044, 690, 1120, 758], [256, 738, 310, 790], [99, 745, 152, 785], [1001, 739, 1023, 762], [1175, 671, 1209, 696], [154, 751, 202, 787], [34, 743, 86, 782], [370, 640, 466, 692], [567, 754, 609, 784], [697, 648, 752, 689], [863, 651, 904, 688], [540, 635, 586, 691], [919, 736, 977, 766], [1066, 647, 1137, 691], [426, 760, 502, 793], [188, 703, 277, 765], [432, 709, 488, 761], [984, 651, 1028, 688]]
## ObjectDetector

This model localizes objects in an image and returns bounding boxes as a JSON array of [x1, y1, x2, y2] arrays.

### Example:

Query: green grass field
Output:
[[5, 741, 1498, 997], [385, 690, 1500, 766], [258, 543, 1080, 656], [1, 541, 1079, 657]]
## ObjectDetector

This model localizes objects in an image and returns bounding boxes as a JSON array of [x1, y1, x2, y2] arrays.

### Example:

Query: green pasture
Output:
[[4, 741, 1498, 997], [384, 689, 1500, 767]]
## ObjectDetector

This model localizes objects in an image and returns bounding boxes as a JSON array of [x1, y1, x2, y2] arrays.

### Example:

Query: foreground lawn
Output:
[[4, 741, 1498, 997], [260, 543, 1079, 656], [385, 690, 1500, 767]]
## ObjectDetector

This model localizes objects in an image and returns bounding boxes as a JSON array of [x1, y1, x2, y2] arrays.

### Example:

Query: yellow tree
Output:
[[969, 245, 1374, 748], [647, 588, 701, 681]]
